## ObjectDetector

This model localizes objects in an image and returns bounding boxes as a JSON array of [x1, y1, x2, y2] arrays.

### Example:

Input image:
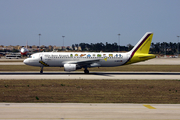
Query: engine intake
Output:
[[64, 64, 81, 71]]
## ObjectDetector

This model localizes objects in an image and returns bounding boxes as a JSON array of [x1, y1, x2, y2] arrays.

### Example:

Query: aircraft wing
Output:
[[63, 59, 100, 66]]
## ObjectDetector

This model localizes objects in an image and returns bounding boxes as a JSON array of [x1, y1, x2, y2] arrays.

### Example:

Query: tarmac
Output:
[[0, 71, 180, 80], [0, 103, 180, 120], [0, 58, 180, 65]]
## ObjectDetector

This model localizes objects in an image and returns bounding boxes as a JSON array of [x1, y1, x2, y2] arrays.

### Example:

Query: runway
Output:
[[0, 103, 180, 120], [0, 71, 180, 80], [0, 58, 180, 65], [0, 58, 180, 80], [0, 62, 24, 65]]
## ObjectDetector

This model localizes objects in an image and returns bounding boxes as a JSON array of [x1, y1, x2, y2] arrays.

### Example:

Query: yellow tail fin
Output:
[[125, 32, 155, 65], [131, 32, 153, 54]]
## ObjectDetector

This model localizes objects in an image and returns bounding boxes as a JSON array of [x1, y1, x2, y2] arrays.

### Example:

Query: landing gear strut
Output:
[[40, 67, 43, 74], [84, 68, 89, 74]]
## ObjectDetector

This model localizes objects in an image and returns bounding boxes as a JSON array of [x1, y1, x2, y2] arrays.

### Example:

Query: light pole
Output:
[[118, 34, 120, 52], [62, 36, 65, 50], [177, 36, 179, 57], [39, 34, 41, 51], [164, 42, 166, 58]]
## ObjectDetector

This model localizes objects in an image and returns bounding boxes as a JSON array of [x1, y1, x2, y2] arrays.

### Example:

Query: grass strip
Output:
[[1, 65, 180, 72], [0, 80, 180, 103]]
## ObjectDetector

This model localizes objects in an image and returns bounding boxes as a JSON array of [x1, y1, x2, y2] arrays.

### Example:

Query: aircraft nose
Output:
[[21, 48, 25, 53], [23, 59, 29, 65]]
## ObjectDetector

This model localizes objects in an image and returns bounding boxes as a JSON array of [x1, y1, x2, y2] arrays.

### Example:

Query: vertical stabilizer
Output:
[[26, 41, 28, 49], [130, 32, 153, 55], [125, 32, 155, 65]]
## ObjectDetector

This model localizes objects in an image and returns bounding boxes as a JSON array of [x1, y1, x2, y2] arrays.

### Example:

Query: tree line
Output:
[[75, 42, 180, 55], [72, 42, 133, 52], [150, 42, 180, 55], [1, 42, 180, 55]]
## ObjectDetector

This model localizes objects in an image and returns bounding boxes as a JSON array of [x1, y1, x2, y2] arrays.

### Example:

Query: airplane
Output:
[[23, 32, 156, 74], [20, 47, 29, 55], [20, 41, 29, 56]]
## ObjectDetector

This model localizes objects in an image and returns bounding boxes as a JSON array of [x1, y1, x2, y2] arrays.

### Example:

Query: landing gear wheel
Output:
[[40, 67, 43, 74], [84, 69, 89, 74]]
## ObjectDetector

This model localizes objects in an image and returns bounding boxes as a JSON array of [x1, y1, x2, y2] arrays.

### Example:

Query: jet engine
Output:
[[64, 64, 81, 71]]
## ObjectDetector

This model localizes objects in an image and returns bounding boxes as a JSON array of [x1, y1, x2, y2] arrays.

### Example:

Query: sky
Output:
[[1, 0, 180, 47]]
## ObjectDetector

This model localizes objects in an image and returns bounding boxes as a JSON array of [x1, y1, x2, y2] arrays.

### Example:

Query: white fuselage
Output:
[[24, 52, 130, 67]]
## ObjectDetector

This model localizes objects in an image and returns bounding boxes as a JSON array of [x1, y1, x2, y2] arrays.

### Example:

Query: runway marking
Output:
[[143, 105, 156, 109]]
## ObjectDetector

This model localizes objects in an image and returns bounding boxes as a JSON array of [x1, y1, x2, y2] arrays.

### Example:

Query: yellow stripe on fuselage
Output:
[[39, 61, 49, 66]]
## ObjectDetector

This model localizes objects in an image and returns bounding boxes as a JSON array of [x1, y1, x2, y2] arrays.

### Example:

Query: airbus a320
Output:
[[24, 32, 155, 74]]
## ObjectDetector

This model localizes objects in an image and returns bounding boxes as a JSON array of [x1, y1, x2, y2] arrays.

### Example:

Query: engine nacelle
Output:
[[64, 64, 81, 71]]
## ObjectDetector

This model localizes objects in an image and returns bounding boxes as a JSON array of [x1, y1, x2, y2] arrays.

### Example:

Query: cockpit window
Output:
[[29, 55, 33, 58]]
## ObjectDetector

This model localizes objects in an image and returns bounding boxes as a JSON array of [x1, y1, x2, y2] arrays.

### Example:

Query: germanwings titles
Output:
[[24, 32, 156, 73]]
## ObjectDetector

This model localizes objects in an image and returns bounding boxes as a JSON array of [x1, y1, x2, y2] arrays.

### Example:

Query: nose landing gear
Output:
[[40, 67, 43, 74], [84, 69, 89, 74]]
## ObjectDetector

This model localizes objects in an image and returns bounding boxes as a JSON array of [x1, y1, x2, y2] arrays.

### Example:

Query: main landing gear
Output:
[[40, 67, 43, 74], [84, 68, 89, 74]]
